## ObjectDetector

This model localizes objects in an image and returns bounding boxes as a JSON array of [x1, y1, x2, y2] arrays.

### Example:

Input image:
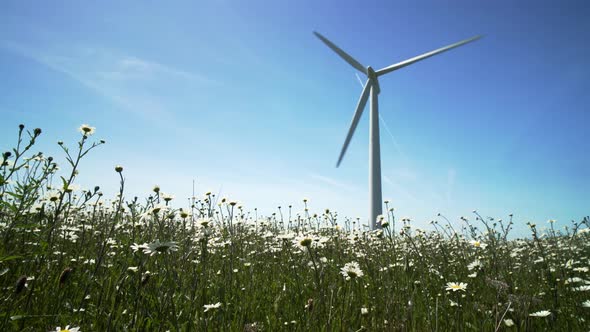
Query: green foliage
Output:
[[1, 124, 589, 331]]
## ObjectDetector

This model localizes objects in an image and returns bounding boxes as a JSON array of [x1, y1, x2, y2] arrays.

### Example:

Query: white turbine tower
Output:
[[314, 31, 481, 230]]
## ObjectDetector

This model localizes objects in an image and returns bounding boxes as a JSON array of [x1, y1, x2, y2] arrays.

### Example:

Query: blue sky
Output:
[[1, 0, 588, 235]]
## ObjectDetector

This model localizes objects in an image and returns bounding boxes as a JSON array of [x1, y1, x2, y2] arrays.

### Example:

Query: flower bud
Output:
[[15, 275, 27, 294], [305, 298, 314, 312], [59, 267, 73, 286]]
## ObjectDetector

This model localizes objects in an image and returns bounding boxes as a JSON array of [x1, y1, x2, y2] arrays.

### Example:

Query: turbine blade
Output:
[[376, 35, 482, 76], [314, 31, 368, 75], [336, 79, 372, 167]]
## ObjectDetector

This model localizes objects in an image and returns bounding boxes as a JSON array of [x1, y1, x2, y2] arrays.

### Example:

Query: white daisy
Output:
[[143, 241, 179, 256], [54, 325, 80, 332], [293, 235, 314, 251], [529, 310, 551, 317], [446, 282, 467, 292], [130, 243, 149, 253], [469, 240, 487, 249], [204, 302, 222, 312], [467, 259, 482, 271], [78, 124, 95, 136], [340, 262, 364, 280]]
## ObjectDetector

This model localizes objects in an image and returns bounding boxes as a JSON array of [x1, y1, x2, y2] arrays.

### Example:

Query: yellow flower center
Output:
[[300, 238, 312, 247]]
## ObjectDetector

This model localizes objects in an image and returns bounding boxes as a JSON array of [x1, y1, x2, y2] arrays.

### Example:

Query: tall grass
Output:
[[1, 124, 589, 331]]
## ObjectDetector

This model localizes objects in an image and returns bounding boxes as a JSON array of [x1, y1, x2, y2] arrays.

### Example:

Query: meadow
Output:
[[1, 124, 589, 331]]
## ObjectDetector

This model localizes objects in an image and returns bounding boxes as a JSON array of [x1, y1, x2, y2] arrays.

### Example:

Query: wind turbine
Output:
[[314, 31, 481, 230]]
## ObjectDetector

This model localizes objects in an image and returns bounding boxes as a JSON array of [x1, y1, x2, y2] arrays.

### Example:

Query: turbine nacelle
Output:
[[365, 66, 380, 94], [366, 66, 376, 79]]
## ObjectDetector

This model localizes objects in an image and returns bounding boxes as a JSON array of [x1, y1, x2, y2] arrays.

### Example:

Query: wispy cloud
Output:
[[97, 55, 212, 83], [355, 72, 365, 87], [390, 167, 418, 181], [379, 114, 410, 164], [308, 173, 358, 192], [383, 174, 422, 204], [0, 40, 216, 121]]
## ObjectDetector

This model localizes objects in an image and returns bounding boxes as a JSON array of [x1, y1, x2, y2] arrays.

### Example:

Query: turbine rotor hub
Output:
[[366, 66, 377, 80], [366, 66, 380, 94]]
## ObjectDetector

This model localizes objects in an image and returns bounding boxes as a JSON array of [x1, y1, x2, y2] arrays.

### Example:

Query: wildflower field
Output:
[[1, 125, 589, 331]]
